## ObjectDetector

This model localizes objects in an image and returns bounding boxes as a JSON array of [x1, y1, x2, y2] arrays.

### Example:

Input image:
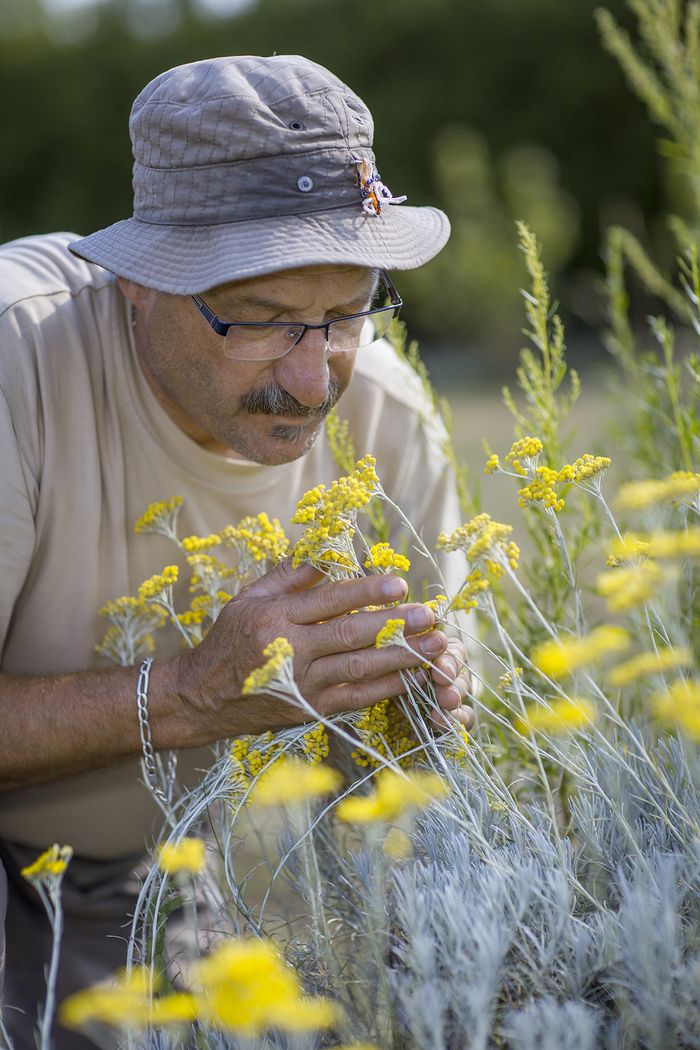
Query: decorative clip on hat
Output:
[[355, 158, 408, 217]]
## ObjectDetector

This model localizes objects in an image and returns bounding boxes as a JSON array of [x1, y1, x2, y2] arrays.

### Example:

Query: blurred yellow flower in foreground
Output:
[[533, 626, 629, 678], [609, 528, 700, 561], [157, 837, 206, 876], [517, 698, 595, 735], [608, 647, 692, 688], [21, 844, 73, 882], [652, 679, 700, 741], [193, 939, 337, 1034], [251, 756, 342, 806], [616, 471, 700, 509], [336, 769, 448, 823], [61, 968, 156, 1030], [597, 561, 673, 612]]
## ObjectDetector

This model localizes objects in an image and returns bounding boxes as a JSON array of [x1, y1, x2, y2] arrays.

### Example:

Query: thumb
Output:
[[240, 557, 324, 600]]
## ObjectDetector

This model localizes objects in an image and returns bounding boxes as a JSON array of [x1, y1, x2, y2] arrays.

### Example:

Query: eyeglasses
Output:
[[191, 270, 402, 362]]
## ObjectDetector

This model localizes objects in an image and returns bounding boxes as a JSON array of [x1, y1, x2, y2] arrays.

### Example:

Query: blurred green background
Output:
[[0, 0, 670, 376]]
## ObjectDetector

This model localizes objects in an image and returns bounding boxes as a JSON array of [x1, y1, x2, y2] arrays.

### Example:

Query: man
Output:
[[0, 55, 473, 1048]]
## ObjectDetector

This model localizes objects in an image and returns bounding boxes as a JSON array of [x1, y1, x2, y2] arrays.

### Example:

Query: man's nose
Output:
[[274, 326, 331, 409]]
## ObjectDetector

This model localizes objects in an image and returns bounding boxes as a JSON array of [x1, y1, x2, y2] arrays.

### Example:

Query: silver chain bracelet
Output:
[[136, 657, 178, 807]]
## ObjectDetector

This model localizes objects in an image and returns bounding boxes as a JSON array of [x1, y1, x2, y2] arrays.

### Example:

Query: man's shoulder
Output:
[[344, 338, 449, 443], [0, 232, 113, 321]]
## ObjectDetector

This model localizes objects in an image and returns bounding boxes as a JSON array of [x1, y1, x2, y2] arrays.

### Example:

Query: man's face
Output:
[[122, 265, 377, 465]]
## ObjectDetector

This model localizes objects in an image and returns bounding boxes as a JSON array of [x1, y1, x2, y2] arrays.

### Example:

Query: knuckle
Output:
[[345, 650, 370, 682], [333, 614, 359, 652]]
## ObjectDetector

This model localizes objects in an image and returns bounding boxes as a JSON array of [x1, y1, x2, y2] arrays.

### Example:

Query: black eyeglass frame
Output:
[[190, 270, 402, 357]]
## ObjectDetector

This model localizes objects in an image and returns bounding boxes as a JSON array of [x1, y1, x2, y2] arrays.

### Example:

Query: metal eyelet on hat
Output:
[[297, 175, 314, 192], [288, 120, 305, 130]]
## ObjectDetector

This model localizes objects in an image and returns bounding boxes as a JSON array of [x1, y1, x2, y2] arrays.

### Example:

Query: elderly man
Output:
[[0, 55, 472, 1048]]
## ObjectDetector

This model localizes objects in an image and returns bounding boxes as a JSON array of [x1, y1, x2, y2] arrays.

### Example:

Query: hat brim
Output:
[[67, 204, 450, 294]]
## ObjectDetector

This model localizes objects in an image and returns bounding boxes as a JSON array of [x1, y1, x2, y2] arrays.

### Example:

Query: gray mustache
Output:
[[242, 379, 341, 418]]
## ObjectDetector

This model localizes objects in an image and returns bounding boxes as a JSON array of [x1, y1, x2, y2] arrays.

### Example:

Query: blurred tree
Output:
[[0, 0, 661, 360]]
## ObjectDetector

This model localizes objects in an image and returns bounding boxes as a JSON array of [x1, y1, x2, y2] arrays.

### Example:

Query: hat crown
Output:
[[129, 55, 374, 170]]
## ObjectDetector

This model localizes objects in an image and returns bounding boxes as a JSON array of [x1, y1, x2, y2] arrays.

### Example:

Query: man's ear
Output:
[[116, 277, 155, 311]]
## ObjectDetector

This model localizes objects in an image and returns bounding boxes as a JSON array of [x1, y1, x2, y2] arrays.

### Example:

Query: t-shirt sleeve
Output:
[[0, 383, 38, 657]]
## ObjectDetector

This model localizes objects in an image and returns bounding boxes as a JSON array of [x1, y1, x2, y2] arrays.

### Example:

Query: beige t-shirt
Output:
[[0, 233, 467, 858]]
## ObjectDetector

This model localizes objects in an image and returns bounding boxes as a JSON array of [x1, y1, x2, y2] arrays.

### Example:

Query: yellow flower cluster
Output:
[[617, 471, 700, 510], [336, 768, 448, 823], [558, 454, 611, 483], [597, 561, 671, 612], [241, 638, 295, 696], [484, 453, 500, 474], [375, 618, 406, 649], [532, 625, 630, 678], [301, 723, 330, 765], [177, 594, 215, 628], [222, 513, 290, 564], [291, 456, 379, 574], [450, 569, 489, 610], [229, 732, 285, 801], [134, 496, 183, 536], [608, 647, 692, 688], [364, 542, 411, 573], [505, 436, 544, 476], [138, 565, 179, 602], [187, 554, 237, 596], [351, 698, 418, 769], [517, 698, 595, 735], [609, 528, 700, 561], [251, 757, 342, 807], [518, 465, 565, 511], [652, 679, 700, 741], [62, 940, 336, 1036], [423, 594, 448, 619], [21, 843, 73, 882], [181, 533, 222, 553], [157, 837, 206, 876], [499, 666, 523, 689], [438, 515, 520, 576]]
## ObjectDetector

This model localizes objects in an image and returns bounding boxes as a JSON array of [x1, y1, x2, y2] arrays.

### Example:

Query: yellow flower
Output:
[[375, 618, 406, 648], [532, 625, 630, 679], [484, 453, 500, 474], [301, 723, 330, 765], [517, 698, 595, 735], [21, 844, 73, 882], [438, 514, 519, 572], [192, 939, 337, 1034], [610, 528, 700, 561], [505, 436, 543, 476], [242, 638, 294, 696], [597, 561, 672, 612], [450, 569, 490, 611], [383, 827, 412, 859], [336, 769, 448, 823], [608, 647, 692, 688], [134, 496, 183, 537], [558, 454, 611, 483], [222, 513, 289, 565], [518, 465, 564, 512], [616, 471, 700, 509], [60, 968, 155, 1030], [652, 679, 700, 740], [351, 698, 418, 770], [251, 757, 342, 806], [181, 533, 222, 553], [137, 565, 179, 602], [499, 666, 523, 689], [364, 542, 411, 573], [157, 837, 206, 876]]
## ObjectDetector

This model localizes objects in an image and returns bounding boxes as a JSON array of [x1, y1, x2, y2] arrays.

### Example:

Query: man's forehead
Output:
[[207, 264, 377, 304]]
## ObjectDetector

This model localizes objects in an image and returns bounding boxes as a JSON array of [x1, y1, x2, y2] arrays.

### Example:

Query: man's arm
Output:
[[0, 559, 464, 791]]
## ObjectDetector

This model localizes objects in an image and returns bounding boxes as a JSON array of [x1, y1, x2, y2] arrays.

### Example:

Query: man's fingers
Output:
[[290, 573, 408, 624], [307, 632, 448, 691], [320, 671, 418, 715], [307, 602, 435, 656], [240, 557, 324, 600]]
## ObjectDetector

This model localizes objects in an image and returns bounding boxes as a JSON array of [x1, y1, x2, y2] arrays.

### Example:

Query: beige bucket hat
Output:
[[68, 55, 450, 294]]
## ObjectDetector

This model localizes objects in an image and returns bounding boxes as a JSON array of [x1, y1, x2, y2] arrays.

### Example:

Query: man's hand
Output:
[[173, 558, 472, 743], [430, 639, 475, 731]]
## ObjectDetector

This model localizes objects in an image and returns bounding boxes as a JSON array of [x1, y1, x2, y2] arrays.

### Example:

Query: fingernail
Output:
[[382, 576, 407, 601], [418, 632, 446, 656], [406, 606, 433, 631]]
